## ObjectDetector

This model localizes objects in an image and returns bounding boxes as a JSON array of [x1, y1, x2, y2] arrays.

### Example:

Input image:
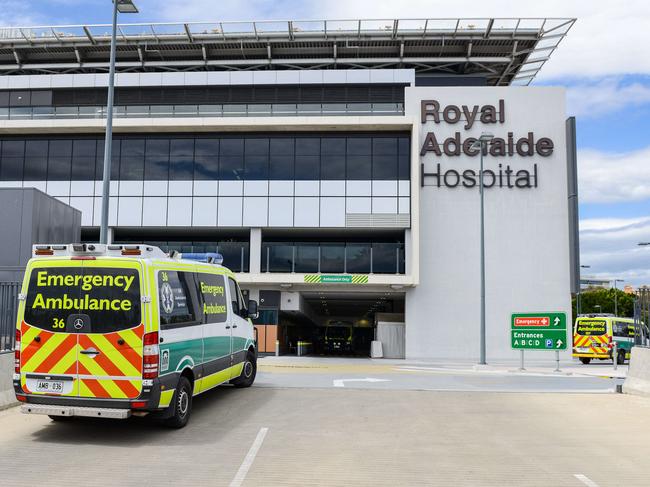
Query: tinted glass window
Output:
[[320, 244, 345, 273], [613, 322, 633, 338], [372, 137, 398, 179], [120, 139, 145, 180], [294, 244, 319, 273], [265, 243, 293, 273], [158, 270, 197, 328], [575, 320, 607, 336], [144, 138, 169, 180], [295, 138, 320, 180], [372, 243, 399, 274], [169, 139, 194, 179], [24, 266, 141, 334], [228, 278, 242, 316], [346, 244, 371, 273], [398, 137, 410, 180], [269, 138, 294, 179], [24, 140, 48, 180], [347, 138, 371, 179], [70, 139, 97, 180], [0, 140, 24, 180], [194, 139, 219, 180], [95, 139, 120, 180], [220, 139, 244, 180], [244, 138, 269, 179], [321, 137, 346, 180], [197, 273, 227, 323]]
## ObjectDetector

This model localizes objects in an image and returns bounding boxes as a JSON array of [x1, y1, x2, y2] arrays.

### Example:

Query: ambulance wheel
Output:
[[617, 350, 626, 365], [232, 351, 257, 388], [580, 358, 591, 365], [164, 376, 193, 429]]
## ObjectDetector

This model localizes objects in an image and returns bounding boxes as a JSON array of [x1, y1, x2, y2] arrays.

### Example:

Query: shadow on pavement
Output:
[[29, 384, 274, 446]]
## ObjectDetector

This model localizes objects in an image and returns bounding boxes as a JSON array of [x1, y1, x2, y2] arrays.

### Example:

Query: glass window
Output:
[[194, 154, 218, 180], [372, 137, 398, 179], [398, 137, 410, 180], [295, 138, 320, 180], [71, 139, 97, 180], [269, 138, 294, 179], [0, 140, 24, 180], [320, 244, 345, 273], [294, 243, 319, 273], [346, 243, 371, 273], [218, 241, 249, 273], [47, 140, 73, 180], [321, 137, 346, 180], [244, 138, 269, 180], [219, 138, 244, 180], [346, 138, 371, 179], [9, 91, 30, 107], [144, 138, 169, 180], [613, 321, 632, 338], [30, 90, 52, 106], [24, 266, 141, 334], [170, 138, 194, 179], [197, 273, 227, 324], [372, 243, 400, 274], [264, 243, 293, 273], [158, 270, 197, 328], [119, 139, 145, 180], [228, 277, 243, 317], [24, 140, 48, 180]]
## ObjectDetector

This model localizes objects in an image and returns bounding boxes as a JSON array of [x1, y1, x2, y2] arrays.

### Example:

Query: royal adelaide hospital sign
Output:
[[420, 99, 555, 190]]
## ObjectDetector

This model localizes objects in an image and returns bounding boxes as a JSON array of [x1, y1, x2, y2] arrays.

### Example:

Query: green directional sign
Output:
[[511, 312, 568, 350]]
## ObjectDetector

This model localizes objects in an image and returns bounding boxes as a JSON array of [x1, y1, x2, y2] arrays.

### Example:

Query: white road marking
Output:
[[574, 474, 601, 487], [229, 427, 268, 487], [333, 378, 391, 387]]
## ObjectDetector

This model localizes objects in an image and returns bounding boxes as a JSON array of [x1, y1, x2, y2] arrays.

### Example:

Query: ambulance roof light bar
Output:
[[33, 243, 167, 258], [177, 252, 224, 265]]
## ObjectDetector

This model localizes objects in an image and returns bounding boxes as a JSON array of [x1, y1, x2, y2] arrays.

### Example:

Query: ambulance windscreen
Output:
[[23, 267, 141, 334]]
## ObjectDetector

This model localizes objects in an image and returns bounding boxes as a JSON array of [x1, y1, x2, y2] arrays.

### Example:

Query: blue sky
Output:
[[2, 0, 649, 285]]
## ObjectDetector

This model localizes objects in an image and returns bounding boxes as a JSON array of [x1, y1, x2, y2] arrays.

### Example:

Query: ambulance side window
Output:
[[197, 273, 228, 324], [158, 271, 197, 328], [228, 278, 244, 317]]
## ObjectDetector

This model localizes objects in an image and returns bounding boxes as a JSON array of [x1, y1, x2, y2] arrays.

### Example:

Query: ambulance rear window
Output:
[[575, 320, 606, 336], [24, 267, 141, 334]]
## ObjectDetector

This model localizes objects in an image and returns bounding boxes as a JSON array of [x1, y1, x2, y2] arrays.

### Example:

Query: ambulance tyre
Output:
[[580, 358, 591, 365], [164, 376, 193, 429], [232, 350, 257, 388]]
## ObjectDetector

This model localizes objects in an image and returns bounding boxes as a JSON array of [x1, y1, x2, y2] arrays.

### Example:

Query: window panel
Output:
[[219, 138, 244, 180], [195, 138, 219, 157], [95, 139, 120, 180], [244, 138, 269, 180], [24, 140, 48, 180], [346, 155, 371, 180], [398, 137, 410, 180], [269, 138, 294, 179], [320, 244, 345, 273], [144, 139, 169, 180], [194, 155, 218, 180], [294, 243, 319, 273], [169, 139, 194, 180], [71, 139, 97, 180], [264, 243, 293, 273], [321, 137, 346, 180], [158, 270, 197, 328], [120, 139, 145, 180], [346, 243, 371, 273], [295, 137, 320, 181], [0, 141, 24, 180], [373, 138, 398, 180], [372, 243, 399, 274]]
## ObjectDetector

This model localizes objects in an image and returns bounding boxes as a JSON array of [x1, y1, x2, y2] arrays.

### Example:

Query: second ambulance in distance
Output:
[[14, 243, 258, 428]]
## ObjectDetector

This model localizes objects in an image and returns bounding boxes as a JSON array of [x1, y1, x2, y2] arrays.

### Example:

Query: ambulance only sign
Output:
[[511, 312, 567, 350]]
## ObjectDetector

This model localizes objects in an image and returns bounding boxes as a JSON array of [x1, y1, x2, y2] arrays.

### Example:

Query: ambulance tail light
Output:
[[14, 329, 20, 373], [143, 332, 159, 379]]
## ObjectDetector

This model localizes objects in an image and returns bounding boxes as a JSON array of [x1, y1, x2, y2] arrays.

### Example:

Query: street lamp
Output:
[[613, 279, 624, 317], [471, 132, 494, 365], [577, 264, 591, 317], [99, 0, 139, 244]]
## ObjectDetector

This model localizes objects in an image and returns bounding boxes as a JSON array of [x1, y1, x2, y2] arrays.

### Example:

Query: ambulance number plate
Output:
[[35, 380, 64, 393]]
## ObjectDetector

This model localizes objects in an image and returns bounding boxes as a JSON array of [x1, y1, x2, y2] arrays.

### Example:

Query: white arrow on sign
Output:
[[553, 317, 561, 326], [333, 378, 391, 388], [556, 339, 564, 348]]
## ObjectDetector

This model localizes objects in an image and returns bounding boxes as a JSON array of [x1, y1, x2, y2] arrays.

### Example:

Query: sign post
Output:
[[511, 312, 567, 370]]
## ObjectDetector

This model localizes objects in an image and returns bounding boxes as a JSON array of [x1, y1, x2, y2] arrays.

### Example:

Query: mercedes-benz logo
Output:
[[73, 318, 84, 330]]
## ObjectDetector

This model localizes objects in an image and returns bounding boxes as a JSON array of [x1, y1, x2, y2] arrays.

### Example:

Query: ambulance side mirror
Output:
[[247, 300, 259, 320]]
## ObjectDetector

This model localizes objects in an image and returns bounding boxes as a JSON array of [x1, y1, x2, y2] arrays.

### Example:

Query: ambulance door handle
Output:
[[225, 326, 231, 329], [81, 349, 100, 356], [233, 325, 238, 329]]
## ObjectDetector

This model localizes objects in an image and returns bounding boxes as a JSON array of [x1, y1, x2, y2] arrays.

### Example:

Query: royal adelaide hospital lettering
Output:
[[420, 99, 554, 189]]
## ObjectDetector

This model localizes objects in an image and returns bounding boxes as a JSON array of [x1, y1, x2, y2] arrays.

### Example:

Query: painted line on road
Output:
[[574, 474, 600, 487], [229, 427, 268, 487], [333, 378, 391, 387]]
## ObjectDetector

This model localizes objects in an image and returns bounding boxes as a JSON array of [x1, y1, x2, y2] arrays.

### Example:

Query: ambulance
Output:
[[13, 243, 258, 428]]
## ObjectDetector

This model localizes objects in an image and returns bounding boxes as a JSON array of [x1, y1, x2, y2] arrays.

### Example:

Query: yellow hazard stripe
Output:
[[351, 275, 368, 284], [22, 333, 70, 372], [86, 334, 141, 377]]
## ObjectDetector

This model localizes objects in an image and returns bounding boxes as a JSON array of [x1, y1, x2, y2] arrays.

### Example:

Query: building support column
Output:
[[249, 228, 262, 274]]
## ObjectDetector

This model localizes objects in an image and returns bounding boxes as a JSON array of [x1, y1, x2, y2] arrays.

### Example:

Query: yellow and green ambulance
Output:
[[14, 243, 258, 428]]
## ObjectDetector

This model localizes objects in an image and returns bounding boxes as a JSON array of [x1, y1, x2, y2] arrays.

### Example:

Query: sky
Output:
[[1, 0, 649, 286]]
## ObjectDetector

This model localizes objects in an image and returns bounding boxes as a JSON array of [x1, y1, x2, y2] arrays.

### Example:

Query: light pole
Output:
[[99, 0, 139, 244], [613, 279, 624, 317], [577, 264, 590, 317], [471, 132, 494, 365]]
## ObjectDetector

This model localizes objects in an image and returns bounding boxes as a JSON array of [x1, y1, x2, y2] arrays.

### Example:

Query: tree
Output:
[[572, 287, 635, 318]]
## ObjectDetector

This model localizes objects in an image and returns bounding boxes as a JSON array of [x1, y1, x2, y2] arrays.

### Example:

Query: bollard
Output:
[[554, 350, 561, 373], [275, 340, 279, 357], [519, 350, 525, 371], [612, 342, 618, 371]]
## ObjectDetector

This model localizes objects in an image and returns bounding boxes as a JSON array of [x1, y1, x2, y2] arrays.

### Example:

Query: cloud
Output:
[[566, 77, 650, 118], [579, 216, 650, 286], [133, 0, 650, 80], [578, 146, 650, 203]]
